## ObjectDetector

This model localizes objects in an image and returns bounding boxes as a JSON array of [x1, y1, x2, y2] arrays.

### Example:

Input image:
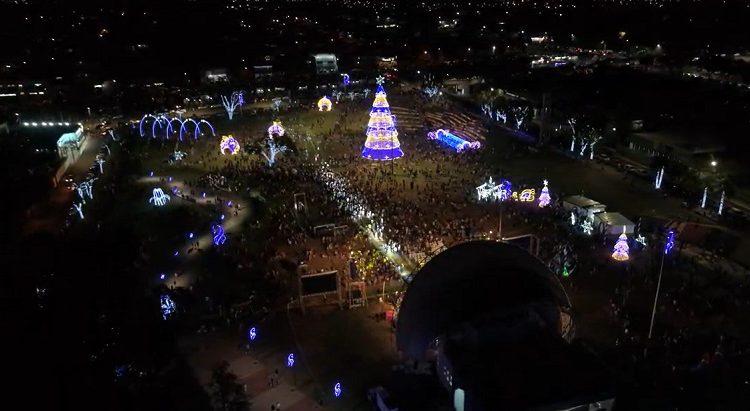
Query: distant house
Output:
[[562, 195, 607, 217], [311, 54, 338, 75], [593, 212, 636, 236], [202, 68, 229, 84], [628, 130, 725, 165]]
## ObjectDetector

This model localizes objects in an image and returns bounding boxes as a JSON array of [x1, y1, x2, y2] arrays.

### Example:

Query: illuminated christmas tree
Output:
[[538, 179, 551, 208], [611, 228, 630, 261], [361, 78, 403, 160]]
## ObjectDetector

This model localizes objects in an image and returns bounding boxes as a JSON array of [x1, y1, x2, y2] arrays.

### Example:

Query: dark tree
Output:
[[208, 361, 250, 411]]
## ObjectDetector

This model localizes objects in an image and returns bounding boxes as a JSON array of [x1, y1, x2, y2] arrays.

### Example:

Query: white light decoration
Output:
[[160, 294, 177, 320], [701, 187, 708, 209], [570, 211, 576, 226], [476, 177, 498, 201], [568, 118, 577, 152], [287, 353, 295, 368], [655, 167, 664, 189], [72, 202, 84, 220], [271, 97, 282, 111], [636, 234, 647, 247], [261, 138, 288, 167], [581, 217, 594, 235], [718, 190, 725, 215], [334, 382, 342, 398], [221, 91, 241, 120], [149, 188, 171, 206], [317, 96, 333, 111], [96, 157, 105, 174]]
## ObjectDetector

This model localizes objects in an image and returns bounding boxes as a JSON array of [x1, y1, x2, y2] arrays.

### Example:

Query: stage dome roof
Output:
[[396, 240, 571, 359]]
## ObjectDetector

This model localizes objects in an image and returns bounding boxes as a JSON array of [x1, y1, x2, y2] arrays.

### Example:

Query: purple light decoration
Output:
[[342, 74, 350, 87], [268, 121, 285, 137], [172, 186, 179, 194], [149, 171, 154, 177], [334, 382, 342, 398], [159, 273, 166, 280], [287, 353, 295, 368], [188, 232, 194, 239], [361, 84, 404, 160], [219, 135, 240, 155], [238, 91, 245, 106], [168, 176, 172, 182], [427, 129, 481, 152], [248, 326, 257, 341], [173, 250, 179, 257], [220, 214, 225, 220], [202, 192, 206, 198], [227, 201, 233, 207]]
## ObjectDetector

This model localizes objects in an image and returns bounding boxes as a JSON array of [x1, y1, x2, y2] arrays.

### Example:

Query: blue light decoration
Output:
[[149, 188, 171, 206], [227, 201, 233, 207], [168, 176, 172, 182], [173, 250, 180, 257], [499, 180, 513, 201], [287, 353, 295, 368], [212, 224, 227, 246], [342, 73, 350, 87], [237, 91, 245, 106], [150, 171, 154, 177], [334, 382, 342, 398], [219, 135, 241, 155], [160, 294, 176, 320], [361, 81, 404, 161], [188, 232, 194, 239], [220, 214, 225, 220], [664, 230, 675, 255], [426, 129, 480, 153], [248, 326, 257, 341], [172, 186, 179, 195], [159, 273, 166, 280]]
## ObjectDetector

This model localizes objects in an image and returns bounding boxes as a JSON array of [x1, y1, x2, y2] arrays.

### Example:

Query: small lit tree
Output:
[[262, 138, 288, 167], [221, 92, 241, 120]]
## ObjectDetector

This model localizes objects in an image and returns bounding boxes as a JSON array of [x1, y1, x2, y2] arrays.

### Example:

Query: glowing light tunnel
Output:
[[427, 129, 481, 153]]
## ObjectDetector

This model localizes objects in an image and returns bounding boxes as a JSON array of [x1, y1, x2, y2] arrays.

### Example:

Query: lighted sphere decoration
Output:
[[317, 96, 333, 112], [267, 121, 285, 138], [219, 135, 240, 155]]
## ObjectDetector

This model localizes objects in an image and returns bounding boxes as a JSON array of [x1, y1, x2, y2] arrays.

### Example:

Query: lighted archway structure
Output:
[[396, 240, 573, 360], [317, 96, 333, 111]]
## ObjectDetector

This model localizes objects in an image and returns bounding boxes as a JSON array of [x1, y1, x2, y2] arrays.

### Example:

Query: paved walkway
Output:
[[181, 332, 326, 410]]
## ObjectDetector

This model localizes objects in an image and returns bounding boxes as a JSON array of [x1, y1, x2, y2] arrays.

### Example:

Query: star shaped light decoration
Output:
[[375, 75, 385, 85]]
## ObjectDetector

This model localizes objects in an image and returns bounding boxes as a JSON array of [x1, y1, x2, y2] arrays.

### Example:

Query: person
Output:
[[275, 402, 281, 410]]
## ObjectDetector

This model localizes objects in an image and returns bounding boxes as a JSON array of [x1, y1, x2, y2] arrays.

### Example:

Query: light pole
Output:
[[648, 230, 675, 339]]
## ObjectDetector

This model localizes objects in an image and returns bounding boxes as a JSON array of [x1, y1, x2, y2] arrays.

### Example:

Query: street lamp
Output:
[[710, 160, 717, 167], [648, 230, 675, 339]]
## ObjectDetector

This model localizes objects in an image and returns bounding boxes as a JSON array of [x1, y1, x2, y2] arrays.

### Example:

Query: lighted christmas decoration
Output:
[[179, 119, 215, 141], [476, 177, 499, 201], [248, 327, 257, 341], [570, 212, 576, 226], [701, 187, 708, 208], [519, 189, 536, 202], [160, 294, 176, 320], [718, 190, 725, 215], [342, 73, 350, 87], [212, 224, 226, 246], [581, 217, 594, 235], [498, 180, 513, 201], [170, 150, 187, 163], [267, 121, 285, 138], [664, 230, 675, 255], [562, 264, 570, 278], [221, 92, 241, 120], [424, 86, 440, 98], [271, 97, 282, 112], [287, 353, 295, 368], [427, 129, 480, 152], [538, 180, 551, 208], [654, 167, 664, 189], [96, 157, 105, 174], [334, 382, 342, 398], [317, 96, 333, 111], [636, 234, 647, 247], [361, 80, 404, 161], [611, 227, 630, 261], [149, 188, 171, 206], [219, 135, 240, 155], [72, 202, 84, 220], [261, 138, 288, 167]]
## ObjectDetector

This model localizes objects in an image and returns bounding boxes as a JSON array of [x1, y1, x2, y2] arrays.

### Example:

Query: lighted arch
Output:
[[317, 96, 332, 111], [139, 114, 161, 137]]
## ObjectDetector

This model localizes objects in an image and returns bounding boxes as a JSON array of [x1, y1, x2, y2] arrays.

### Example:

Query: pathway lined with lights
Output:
[[138, 174, 251, 288]]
